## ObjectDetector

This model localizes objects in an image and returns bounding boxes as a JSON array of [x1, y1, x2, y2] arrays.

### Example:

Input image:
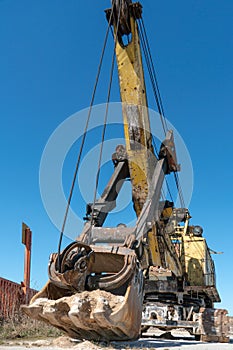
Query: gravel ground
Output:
[[0, 336, 233, 350]]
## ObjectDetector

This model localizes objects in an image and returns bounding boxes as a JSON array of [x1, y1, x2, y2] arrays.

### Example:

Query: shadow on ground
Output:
[[111, 337, 201, 349], [110, 335, 233, 349]]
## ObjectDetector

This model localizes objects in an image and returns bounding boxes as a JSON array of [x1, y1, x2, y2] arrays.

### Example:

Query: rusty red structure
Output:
[[0, 224, 37, 320], [0, 277, 36, 320]]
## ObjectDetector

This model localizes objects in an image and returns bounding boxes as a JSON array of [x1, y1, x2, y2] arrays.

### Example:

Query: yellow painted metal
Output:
[[114, 16, 155, 216], [164, 235, 183, 276], [114, 13, 182, 277], [147, 225, 182, 276], [161, 207, 173, 220], [147, 227, 162, 267], [181, 235, 208, 286], [171, 225, 216, 288]]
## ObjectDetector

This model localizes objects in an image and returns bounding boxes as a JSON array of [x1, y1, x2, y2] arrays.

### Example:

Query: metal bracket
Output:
[[159, 130, 180, 174]]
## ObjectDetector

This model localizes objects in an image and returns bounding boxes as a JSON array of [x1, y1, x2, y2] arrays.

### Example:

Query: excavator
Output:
[[23, 0, 229, 343]]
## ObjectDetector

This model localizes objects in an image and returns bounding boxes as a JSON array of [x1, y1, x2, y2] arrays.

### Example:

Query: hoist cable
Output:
[[174, 172, 185, 208], [139, 21, 174, 204], [165, 177, 174, 203], [140, 18, 169, 132], [90, 52, 116, 227], [57, 2, 115, 268], [177, 173, 185, 207], [139, 18, 183, 207], [138, 20, 167, 135], [90, 0, 122, 228], [138, 21, 167, 136]]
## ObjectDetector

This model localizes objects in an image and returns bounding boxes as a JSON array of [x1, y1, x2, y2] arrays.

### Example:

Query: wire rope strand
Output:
[[174, 172, 185, 208], [90, 0, 122, 228], [165, 177, 174, 203], [138, 20, 166, 134], [138, 20, 167, 136], [57, 2, 116, 268], [138, 19, 178, 207], [140, 18, 169, 131]]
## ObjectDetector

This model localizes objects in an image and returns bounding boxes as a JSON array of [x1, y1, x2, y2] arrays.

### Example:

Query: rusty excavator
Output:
[[23, 0, 229, 343]]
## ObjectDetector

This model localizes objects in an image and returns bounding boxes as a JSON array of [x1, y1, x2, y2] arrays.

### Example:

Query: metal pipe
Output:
[[22, 223, 32, 302]]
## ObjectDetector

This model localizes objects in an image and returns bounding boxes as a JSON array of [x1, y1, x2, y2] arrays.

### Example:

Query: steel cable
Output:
[[139, 18, 185, 209], [57, 2, 116, 269], [174, 172, 185, 208], [90, 0, 122, 229], [138, 20, 167, 136], [138, 21, 174, 204], [140, 18, 169, 132]]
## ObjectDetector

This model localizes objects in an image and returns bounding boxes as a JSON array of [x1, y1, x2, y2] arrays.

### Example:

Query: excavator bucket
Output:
[[22, 242, 144, 341]]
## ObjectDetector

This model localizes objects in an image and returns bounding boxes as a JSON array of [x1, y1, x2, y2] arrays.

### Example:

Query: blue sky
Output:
[[0, 0, 233, 315]]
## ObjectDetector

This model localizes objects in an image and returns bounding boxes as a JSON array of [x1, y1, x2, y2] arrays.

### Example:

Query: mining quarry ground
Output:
[[0, 334, 233, 350]]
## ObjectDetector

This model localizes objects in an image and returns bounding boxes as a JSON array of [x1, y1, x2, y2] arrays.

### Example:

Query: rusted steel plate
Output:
[[0, 277, 37, 320]]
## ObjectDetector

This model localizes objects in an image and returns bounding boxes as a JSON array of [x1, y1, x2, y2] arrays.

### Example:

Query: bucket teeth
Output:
[[22, 289, 140, 341]]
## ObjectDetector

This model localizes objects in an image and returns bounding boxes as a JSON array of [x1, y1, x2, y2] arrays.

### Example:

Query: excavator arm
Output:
[[108, 0, 181, 273], [107, 1, 154, 216]]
